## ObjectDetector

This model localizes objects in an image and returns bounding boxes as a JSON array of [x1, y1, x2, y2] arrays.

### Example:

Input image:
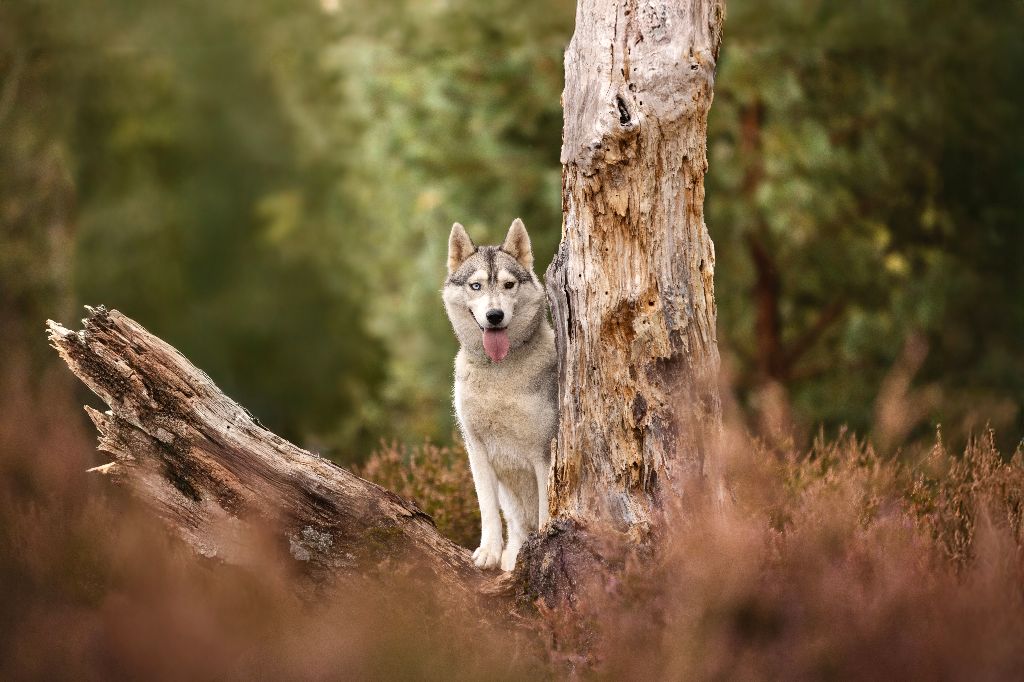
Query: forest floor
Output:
[[1, 361, 1022, 679]]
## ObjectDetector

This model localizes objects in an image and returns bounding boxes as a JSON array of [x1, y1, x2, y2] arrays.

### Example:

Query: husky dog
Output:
[[443, 218, 557, 571]]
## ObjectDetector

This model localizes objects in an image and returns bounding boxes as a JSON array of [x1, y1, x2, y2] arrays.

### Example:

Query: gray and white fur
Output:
[[443, 218, 557, 571]]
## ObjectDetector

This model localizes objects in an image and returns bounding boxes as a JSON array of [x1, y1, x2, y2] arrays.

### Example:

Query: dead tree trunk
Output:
[[546, 0, 726, 528], [47, 307, 482, 595]]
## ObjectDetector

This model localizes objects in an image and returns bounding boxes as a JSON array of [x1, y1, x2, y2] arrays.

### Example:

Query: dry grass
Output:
[[2, 358, 1023, 679], [541, 431, 1024, 678], [356, 440, 480, 549]]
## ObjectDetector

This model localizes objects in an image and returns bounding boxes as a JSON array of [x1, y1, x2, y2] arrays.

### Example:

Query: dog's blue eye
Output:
[[469, 282, 481, 291]]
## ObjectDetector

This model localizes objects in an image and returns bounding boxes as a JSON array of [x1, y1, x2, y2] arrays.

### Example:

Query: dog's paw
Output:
[[500, 546, 519, 572], [472, 540, 503, 569]]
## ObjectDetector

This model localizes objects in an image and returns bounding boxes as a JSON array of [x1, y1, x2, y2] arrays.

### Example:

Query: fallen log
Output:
[[47, 306, 483, 593]]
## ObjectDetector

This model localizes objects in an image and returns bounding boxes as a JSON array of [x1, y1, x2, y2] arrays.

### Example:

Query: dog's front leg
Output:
[[465, 437, 503, 569]]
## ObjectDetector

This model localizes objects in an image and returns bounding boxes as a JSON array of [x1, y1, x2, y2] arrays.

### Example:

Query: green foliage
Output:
[[0, 0, 81, 352], [306, 0, 571, 441], [2, 0, 1021, 458], [709, 0, 1024, 446], [3, 0, 388, 459]]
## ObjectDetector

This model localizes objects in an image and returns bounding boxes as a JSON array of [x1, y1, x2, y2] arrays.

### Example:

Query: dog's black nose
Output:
[[486, 309, 504, 325]]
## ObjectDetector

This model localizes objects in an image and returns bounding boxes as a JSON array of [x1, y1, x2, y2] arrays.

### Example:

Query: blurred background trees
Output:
[[2, 0, 1021, 463], [709, 1, 1024, 451]]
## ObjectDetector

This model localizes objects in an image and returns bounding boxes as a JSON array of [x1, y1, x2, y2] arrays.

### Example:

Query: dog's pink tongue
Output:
[[482, 329, 510, 362]]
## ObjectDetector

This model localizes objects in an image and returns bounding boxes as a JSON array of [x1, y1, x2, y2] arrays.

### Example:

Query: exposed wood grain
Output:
[[547, 0, 725, 528]]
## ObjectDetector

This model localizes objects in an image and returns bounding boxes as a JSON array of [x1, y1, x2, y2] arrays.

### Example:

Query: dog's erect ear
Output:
[[501, 218, 533, 269], [448, 222, 476, 273]]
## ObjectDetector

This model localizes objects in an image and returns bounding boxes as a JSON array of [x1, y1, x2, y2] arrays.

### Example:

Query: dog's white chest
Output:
[[453, 352, 556, 469]]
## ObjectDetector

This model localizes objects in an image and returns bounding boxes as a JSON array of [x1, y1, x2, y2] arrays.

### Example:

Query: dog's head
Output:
[[442, 218, 545, 363]]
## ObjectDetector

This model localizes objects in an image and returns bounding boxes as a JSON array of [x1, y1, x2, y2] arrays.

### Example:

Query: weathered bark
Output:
[[546, 0, 726, 529], [46, 307, 482, 594]]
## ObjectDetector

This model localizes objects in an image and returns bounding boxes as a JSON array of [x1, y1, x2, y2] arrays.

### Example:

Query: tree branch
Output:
[[781, 298, 847, 373], [746, 231, 784, 380]]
